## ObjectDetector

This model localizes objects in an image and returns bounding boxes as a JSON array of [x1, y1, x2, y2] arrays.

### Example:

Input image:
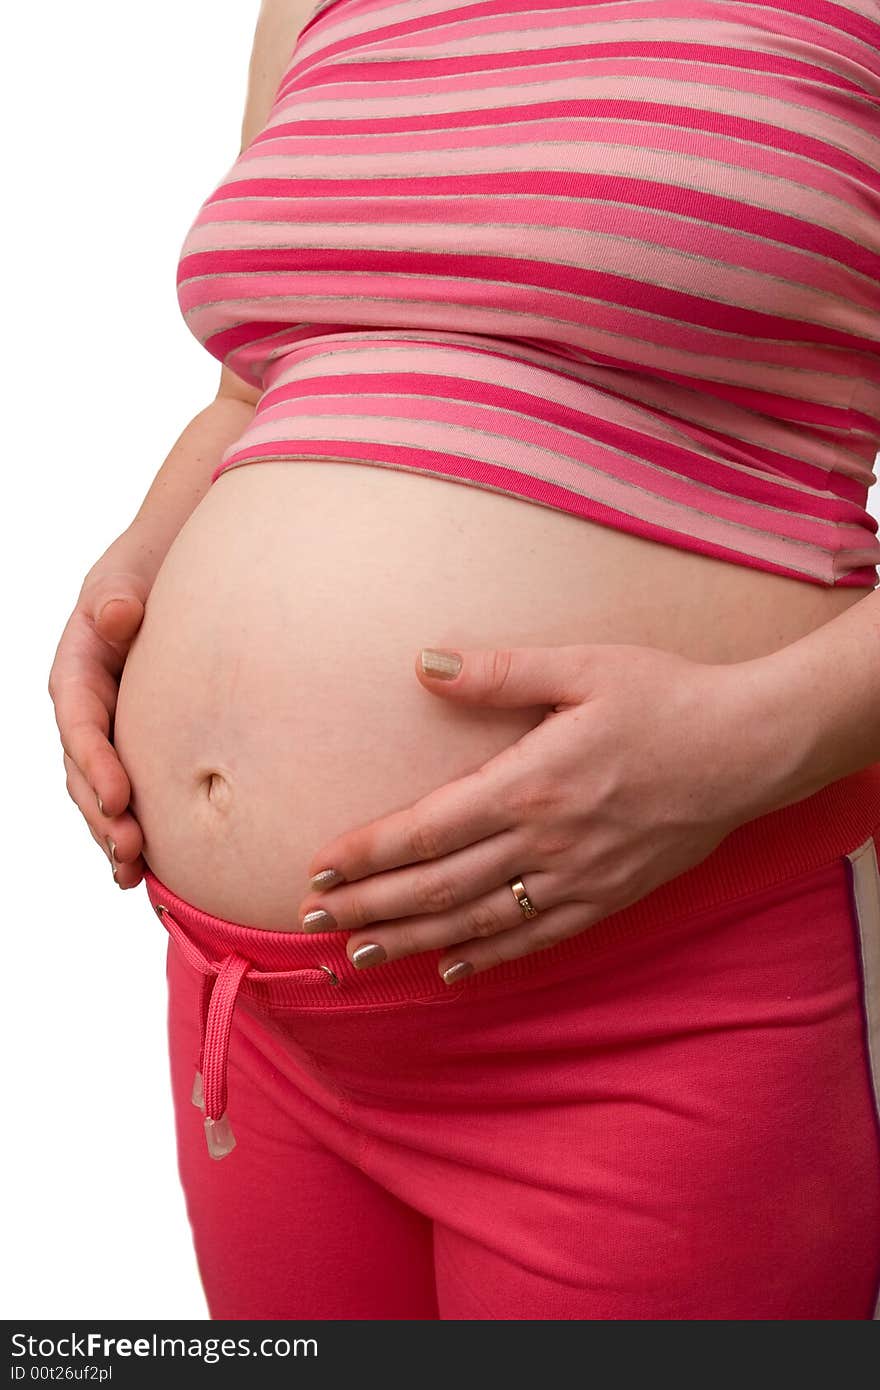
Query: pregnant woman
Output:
[[50, 0, 880, 1318]]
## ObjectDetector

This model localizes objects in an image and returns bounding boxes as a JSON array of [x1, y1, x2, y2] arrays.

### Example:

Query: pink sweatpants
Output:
[[144, 766, 880, 1320]]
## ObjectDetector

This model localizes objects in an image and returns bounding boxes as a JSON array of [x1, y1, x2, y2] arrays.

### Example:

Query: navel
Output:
[[202, 771, 233, 811]]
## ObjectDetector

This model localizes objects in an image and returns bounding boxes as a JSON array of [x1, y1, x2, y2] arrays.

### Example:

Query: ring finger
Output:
[[438, 897, 605, 980], [299, 827, 533, 932], [344, 869, 562, 966]]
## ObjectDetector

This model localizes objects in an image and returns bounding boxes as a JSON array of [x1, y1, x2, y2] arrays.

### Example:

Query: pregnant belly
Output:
[[113, 460, 862, 928]]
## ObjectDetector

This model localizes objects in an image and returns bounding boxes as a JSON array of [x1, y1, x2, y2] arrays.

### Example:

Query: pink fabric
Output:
[[145, 763, 880, 1319], [174, 0, 880, 587]]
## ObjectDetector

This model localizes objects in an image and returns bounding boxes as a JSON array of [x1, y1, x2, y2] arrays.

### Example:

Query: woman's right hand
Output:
[[48, 538, 153, 889]]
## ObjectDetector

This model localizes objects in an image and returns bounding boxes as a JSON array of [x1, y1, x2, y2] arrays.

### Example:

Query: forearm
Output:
[[733, 586, 880, 816], [86, 393, 255, 586]]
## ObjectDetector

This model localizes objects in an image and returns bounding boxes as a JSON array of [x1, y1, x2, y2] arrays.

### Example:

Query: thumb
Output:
[[415, 644, 588, 709], [88, 573, 148, 644]]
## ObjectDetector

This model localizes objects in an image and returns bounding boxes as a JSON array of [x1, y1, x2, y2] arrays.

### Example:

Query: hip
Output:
[[155, 803, 880, 1322]]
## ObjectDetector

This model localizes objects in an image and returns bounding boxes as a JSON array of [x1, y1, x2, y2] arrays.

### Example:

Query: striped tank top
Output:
[[176, 0, 880, 588]]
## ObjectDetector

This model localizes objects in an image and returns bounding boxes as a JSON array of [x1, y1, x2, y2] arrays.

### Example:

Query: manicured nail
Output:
[[441, 960, 473, 985], [96, 793, 105, 815], [309, 868, 345, 891], [301, 909, 338, 932], [420, 649, 462, 680], [106, 837, 118, 882], [351, 943, 387, 969]]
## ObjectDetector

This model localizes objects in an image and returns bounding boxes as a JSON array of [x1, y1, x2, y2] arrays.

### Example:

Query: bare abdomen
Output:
[[113, 459, 862, 928]]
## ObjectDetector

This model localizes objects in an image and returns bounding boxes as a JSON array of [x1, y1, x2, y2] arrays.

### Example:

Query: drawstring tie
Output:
[[155, 904, 339, 1159]]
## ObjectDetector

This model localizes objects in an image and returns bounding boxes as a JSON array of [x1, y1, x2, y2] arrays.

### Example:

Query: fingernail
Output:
[[301, 909, 338, 932], [106, 837, 118, 881], [351, 942, 387, 969], [96, 793, 105, 815], [441, 960, 473, 985], [420, 649, 462, 680], [309, 868, 345, 891]]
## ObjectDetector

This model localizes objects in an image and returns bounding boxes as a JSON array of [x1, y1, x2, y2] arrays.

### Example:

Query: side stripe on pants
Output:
[[844, 833, 880, 1321]]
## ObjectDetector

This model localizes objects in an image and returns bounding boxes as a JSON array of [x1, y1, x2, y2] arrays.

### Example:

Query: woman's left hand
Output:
[[296, 642, 800, 980]]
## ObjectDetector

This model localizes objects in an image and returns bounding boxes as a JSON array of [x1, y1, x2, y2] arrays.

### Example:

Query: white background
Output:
[[4, 0, 264, 1319], [4, 0, 879, 1324]]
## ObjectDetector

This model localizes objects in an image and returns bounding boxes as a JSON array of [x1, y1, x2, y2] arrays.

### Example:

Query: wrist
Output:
[[715, 646, 831, 823], [81, 523, 169, 608]]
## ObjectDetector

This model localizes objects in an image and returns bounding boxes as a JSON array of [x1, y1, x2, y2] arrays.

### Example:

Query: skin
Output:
[[297, 612, 880, 980], [48, 0, 316, 884], [50, 1, 879, 979]]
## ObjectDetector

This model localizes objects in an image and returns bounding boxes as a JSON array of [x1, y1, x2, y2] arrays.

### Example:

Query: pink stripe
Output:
[[253, 371, 860, 519], [213, 439, 877, 586], [287, 52, 878, 136], [178, 249, 876, 362], [182, 211, 879, 327], [201, 173, 880, 281], [241, 388, 869, 544], [253, 104, 880, 200], [283, 42, 869, 105], [172, 0, 880, 589], [284, 0, 880, 91], [276, 68, 880, 156]]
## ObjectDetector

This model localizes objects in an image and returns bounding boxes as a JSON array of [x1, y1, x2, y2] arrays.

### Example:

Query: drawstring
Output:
[[155, 904, 338, 1159], [199, 951, 251, 1157]]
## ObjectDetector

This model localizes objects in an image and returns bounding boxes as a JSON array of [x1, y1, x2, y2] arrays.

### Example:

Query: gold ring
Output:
[[509, 877, 539, 920]]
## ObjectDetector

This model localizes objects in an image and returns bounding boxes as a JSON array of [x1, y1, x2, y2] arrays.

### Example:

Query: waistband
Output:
[[145, 761, 880, 1157]]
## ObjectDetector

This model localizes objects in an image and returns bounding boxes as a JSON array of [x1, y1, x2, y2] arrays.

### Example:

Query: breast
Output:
[[112, 459, 863, 928], [175, 0, 880, 588]]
